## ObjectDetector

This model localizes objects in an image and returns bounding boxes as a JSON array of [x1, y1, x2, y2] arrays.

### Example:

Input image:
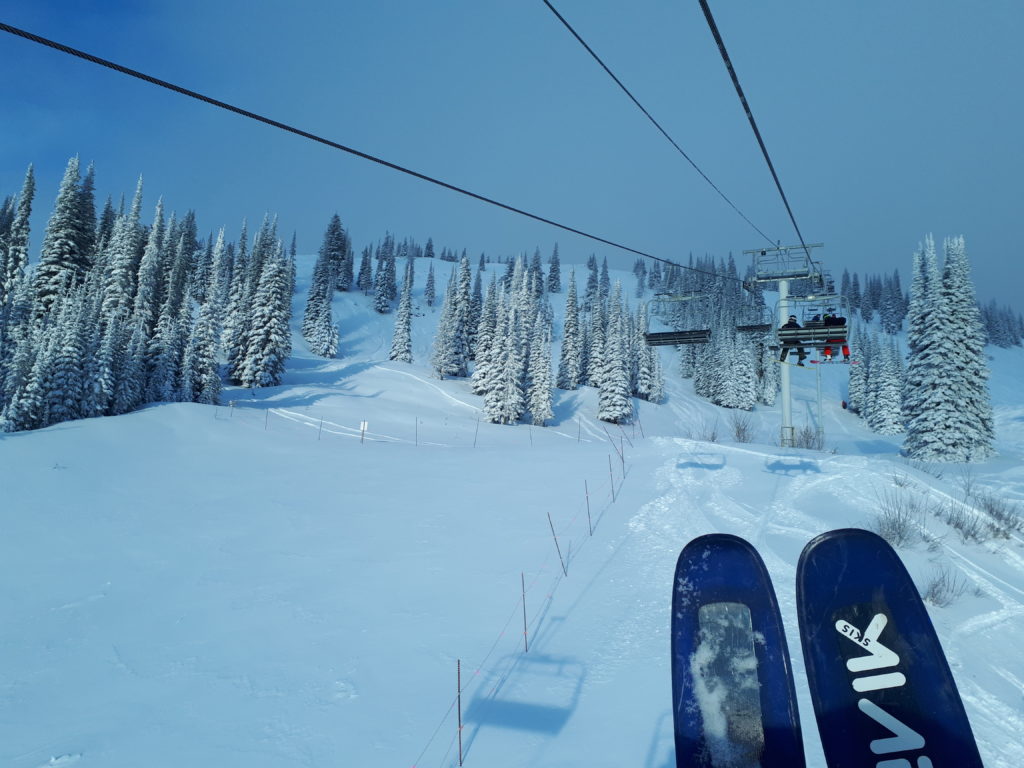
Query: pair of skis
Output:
[[670, 529, 983, 767]]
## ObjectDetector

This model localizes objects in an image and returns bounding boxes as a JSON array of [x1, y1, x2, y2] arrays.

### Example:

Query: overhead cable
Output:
[[541, 0, 775, 247], [0, 20, 743, 285], [696, 0, 812, 259]]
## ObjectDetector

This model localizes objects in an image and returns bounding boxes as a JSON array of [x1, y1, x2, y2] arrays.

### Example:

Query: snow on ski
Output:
[[796, 528, 984, 768], [671, 534, 805, 768]]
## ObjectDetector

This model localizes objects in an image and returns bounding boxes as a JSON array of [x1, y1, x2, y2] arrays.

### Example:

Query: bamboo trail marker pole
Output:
[[360, 421, 368, 444], [585, 480, 593, 536], [520, 573, 528, 651], [318, 418, 323, 441], [609, 455, 616, 502], [457, 659, 464, 767], [547, 511, 568, 577]]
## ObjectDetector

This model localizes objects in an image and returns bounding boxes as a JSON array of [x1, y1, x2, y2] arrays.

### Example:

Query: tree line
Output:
[[0, 158, 294, 432]]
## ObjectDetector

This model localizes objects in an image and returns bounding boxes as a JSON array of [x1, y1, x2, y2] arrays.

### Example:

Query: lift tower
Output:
[[744, 243, 826, 447]]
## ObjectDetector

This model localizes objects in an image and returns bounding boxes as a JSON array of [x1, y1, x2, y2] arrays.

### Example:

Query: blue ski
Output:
[[796, 528, 983, 768], [671, 534, 805, 768]]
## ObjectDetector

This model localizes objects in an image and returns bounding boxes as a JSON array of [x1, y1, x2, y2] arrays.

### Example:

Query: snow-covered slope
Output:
[[2, 256, 1022, 767]]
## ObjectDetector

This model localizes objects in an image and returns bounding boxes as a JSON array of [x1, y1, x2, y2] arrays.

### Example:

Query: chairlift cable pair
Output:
[[0, 20, 747, 288]]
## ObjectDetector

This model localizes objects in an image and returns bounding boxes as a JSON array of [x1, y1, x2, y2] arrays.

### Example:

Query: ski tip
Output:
[[678, 532, 757, 561], [801, 527, 887, 553], [797, 528, 905, 587]]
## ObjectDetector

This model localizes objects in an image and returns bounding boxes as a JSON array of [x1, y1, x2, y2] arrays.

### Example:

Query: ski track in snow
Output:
[[371, 364, 480, 412]]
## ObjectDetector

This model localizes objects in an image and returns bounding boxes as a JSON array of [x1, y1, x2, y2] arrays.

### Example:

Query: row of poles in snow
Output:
[[214, 395, 632, 767]]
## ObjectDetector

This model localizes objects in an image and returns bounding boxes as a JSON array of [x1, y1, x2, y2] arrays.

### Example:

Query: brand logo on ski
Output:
[[835, 612, 933, 767]]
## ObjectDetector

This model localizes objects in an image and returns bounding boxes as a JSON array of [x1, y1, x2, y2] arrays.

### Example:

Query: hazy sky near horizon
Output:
[[1, 1, 1022, 307]]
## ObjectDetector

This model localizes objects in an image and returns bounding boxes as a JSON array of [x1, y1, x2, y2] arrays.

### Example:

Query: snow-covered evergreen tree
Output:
[[547, 244, 562, 294], [470, 278, 500, 395], [34, 157, 92, 316], [527, 311, 554, 425], [597, 283, 632, 423], [431, 270, 461, 378], [389, 261, 414, 363], [357, 245, 373, 293], [372, 237, 395, 313], [221, 222, 251, 384], [557, 270, 584, 390], [865, 334, 904, 434], [483, 295, 525, 425], [424, 262, 436, 308], [903, 235, 994, 460], [183, 230, 227, 403], [239, 243, 292, 388], [302, 223, 340, 358], [319, 214, 348, 292], [100, 181, 144, 324], [1, 164, 34, 307]]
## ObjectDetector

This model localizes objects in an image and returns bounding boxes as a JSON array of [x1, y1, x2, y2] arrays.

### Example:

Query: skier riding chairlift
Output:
[[821, 313, 850, 362], [779, 315, 806, 366]]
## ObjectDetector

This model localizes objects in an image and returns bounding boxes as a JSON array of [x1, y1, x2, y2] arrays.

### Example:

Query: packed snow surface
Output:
[[2, 259, 1023, 767]]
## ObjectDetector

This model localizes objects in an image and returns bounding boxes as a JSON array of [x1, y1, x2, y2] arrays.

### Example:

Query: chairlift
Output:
[[776, 297, 850, 356], [645, 290, 713, 346]]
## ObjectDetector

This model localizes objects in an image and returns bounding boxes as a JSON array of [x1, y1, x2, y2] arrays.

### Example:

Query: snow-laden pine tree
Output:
[[431, 270, 461, 378], [470, 277, 499, 395], [239, 243, 292, 388], [302, 224, 340, 359], [903, 235, 994, 460], [357, 246, 373, 294], [865, 334, 904, 434], [221, 222, 251, 383], [111, 321, 147, 416], [1, 164, 34, 307], [2, 325, 50, 432], [372, 236, 396, 313], [452, 254, 474, 369], [100, 181, 144, 323], [527, 310, 554, 426], [597, 283, 632, 423], [319, 214, 348, 292], [557, 270, 585, 391], [715, 331, 756, 410], [845, 329, 867, 414], [634, 259, 647, 299], [34, 157, 92, 316], [633, 303, 665, 403], [42, 286, 87, 426], [483, 294, 526, 425], [547, 244, 561, 294], [586, 296, 606, 388], [389, 261, 414, 363], [182, 230, 227, 403], [131, 199, 167, 341], [424, 262, 436, 307], [647, 259, 661, 292], [468, 269, 483, 357], [756, 328, 779, 406], [529, 248, 544, 301]]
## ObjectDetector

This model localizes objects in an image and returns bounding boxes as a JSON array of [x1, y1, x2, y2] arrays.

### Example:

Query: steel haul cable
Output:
[[541, 0, 775, 247], [696, 0, 812, 258], [0, 20, 748, 287]]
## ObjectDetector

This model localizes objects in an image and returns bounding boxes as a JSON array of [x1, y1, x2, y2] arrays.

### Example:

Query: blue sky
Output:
[[2, 1, 1022, 307]]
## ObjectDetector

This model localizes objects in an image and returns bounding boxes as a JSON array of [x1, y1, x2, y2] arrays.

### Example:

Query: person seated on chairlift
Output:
[[779, 314, 806, 366], [822, 312, 850, 362]]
